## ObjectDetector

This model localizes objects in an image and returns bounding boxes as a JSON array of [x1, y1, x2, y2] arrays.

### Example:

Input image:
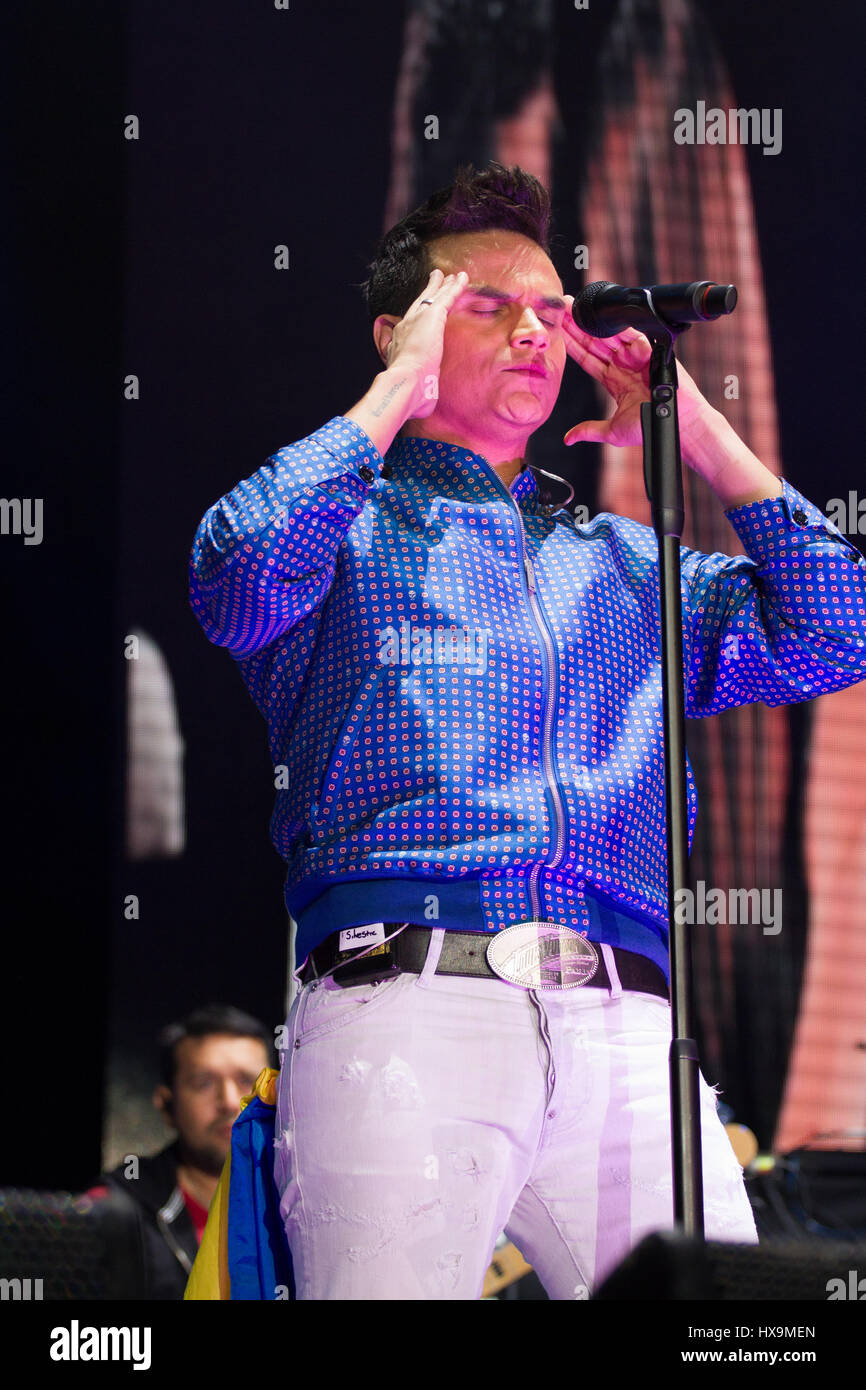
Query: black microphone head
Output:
[[573, 281, 622, 337], [696, 282, 738, 319]]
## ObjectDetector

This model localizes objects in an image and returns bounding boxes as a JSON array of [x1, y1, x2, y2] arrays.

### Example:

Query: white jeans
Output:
[[273, 930, 758, 1300]]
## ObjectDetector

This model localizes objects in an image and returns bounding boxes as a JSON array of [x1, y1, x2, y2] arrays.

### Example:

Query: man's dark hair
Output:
[[158, 1004, 271, 1088], [362, 161, 552, 325]]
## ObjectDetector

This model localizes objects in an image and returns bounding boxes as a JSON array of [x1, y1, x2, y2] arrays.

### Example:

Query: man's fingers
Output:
[[564, 334, 623, 389], [562, 314, 617, 370], [564, 420, 611, 446], [385, 269, 468, 380], [564, 314, 650, 365], [405, 267, 445, 315], [613, 330, 651, 362], [564, 326, 609, 368], [422, 269, 468, 309]]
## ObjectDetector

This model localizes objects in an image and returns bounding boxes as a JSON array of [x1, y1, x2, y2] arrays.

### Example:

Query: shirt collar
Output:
[[384, 434, 540, 507]]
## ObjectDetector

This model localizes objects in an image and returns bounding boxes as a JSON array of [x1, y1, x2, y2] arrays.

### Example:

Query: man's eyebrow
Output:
[[464, 284, 567, 311]]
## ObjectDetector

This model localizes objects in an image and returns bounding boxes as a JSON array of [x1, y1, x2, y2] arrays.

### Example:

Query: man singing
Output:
[[189, 163, 866, 1299]]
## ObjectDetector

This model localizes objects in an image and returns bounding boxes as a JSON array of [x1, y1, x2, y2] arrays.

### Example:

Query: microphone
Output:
[[573, 280, 737, 338]]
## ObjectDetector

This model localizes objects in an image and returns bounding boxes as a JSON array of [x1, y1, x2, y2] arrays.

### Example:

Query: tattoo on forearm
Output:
[[370, 377, 408, 417]]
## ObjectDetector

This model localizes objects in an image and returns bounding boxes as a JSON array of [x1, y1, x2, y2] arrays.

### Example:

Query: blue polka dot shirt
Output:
[[189, 417, 866, 977]]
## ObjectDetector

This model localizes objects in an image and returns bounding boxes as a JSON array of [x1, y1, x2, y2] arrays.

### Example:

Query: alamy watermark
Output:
[[674, 101, 782, 156], [825, 491, 866, 536], [0, 497, 43, 545], [49, 1321, 151, 1369], [376, 621, 489, 672], [1, 1276, 43, 1300], [674, 880, 782, 935], [826, 1270, 866, 1299]]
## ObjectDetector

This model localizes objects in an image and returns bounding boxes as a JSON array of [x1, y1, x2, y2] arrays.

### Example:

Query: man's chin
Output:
[[495, 392, 555, 430], [182, 1142, 230, 1178]]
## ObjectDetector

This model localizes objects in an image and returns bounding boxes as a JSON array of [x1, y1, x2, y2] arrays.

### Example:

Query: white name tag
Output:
[[339, 922, 386, 951]]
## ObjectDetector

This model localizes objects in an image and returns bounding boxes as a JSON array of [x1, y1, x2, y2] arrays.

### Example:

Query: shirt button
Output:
[[358, 465, 375, 483], [792, 508, 807, 525]]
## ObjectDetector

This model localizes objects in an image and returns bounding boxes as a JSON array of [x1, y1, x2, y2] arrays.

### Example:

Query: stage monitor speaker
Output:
[[777, 1148, 866, 1236], [0, 1188, 148, 1300], [593, 1231, 866, 1300]]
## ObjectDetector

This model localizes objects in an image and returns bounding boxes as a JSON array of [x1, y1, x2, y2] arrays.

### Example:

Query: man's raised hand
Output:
[[345, 268, 467, 458], [384, 268, 468, 419], [560, 295, 711, 449]]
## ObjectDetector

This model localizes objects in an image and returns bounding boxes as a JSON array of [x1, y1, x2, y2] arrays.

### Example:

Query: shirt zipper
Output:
[[486, 472, 570, 920]]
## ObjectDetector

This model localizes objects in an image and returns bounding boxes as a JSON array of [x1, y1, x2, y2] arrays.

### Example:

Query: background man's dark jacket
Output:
[[103, 1142, 199, 1300]]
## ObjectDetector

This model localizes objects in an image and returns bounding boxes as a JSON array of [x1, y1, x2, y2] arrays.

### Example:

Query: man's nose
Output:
[[510, 308, 549, 349], [217, 1079, 243, 1113]]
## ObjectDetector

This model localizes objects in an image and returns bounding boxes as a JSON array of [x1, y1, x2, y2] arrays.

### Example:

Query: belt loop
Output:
[[599, 943, 622, 999], [418, 927, 446, 988], [295, 952, 315, 985]]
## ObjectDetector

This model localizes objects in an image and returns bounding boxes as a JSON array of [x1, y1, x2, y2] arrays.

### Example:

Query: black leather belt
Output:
[[301, 923, 669, 999]]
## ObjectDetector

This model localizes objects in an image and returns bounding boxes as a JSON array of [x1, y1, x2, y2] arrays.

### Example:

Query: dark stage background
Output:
[[3, 0, 865, 1192]]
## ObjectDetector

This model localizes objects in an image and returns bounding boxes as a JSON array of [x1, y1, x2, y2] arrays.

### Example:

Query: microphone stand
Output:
[[640, 323, 704, 1237]]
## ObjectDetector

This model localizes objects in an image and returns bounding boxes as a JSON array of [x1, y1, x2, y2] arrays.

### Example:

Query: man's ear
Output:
[[373, 314, 401, 368], [153, 1084, 175, 1127]]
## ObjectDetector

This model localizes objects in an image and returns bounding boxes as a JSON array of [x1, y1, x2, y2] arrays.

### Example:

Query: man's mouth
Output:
[[505, 363, 549, 378]]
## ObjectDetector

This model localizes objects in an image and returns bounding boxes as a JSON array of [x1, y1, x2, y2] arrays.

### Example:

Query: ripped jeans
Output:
[[273, 929, 758, 1300]]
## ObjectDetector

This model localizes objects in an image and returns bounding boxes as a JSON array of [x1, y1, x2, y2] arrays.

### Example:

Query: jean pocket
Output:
[[292, 968, 411, 1049], [623, 991, 672, 1028]]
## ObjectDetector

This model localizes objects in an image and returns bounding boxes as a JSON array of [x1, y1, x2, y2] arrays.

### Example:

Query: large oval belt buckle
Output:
[[486, 921, 599, 991]]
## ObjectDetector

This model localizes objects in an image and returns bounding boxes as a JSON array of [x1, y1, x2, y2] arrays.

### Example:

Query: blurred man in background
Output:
[[92, 1003, 271, 1298]]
